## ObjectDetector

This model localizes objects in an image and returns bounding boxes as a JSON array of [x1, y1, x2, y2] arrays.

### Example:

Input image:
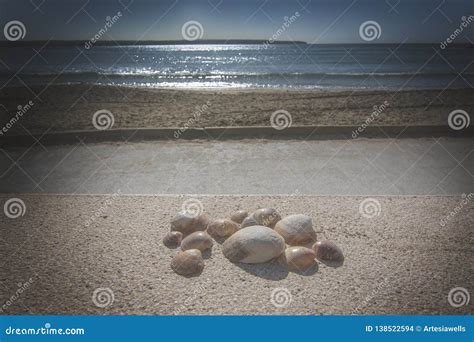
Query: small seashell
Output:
[[171, 249, 204, 277], [274, 214, 316, 246], [181, 231, 213, 252], [163, 231, 183, 249], [279, 246, 316, 271], [251, 208, 281, 228], [312, 240, 344, 262], [222, 225, 285, 263], [207, 219, 239, 238], [170, 212, 210, 236], [240, 216, 259, 229], [230, 210, 248, 224]]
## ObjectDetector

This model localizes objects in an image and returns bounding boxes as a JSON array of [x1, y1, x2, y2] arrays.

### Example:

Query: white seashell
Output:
[[313, 240, 344, 262], [222, 225, 285, 263], [207, 219, 239, 238], [240, 216, 259, 229], [181, 231, 213, 252], [279, 246, 316, 271], [170, 212, 210, 236], [274, 214, 316, 246], [163, 231, 183, 249], [251, 208, 281, 228], [171, 249, 204, 277], [230, 210, 248, 224]]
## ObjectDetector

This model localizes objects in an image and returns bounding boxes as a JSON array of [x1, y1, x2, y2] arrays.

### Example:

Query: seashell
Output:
[[163, 231, 183, 249], [170, 212, 210, 236], [207, 219, 239, 238], [274, 214, 316, 246], [222, 225, 285, 263], [251, 208, 281, 228], [171, 249, 204, 277], [230, 210, 248, 224], [312, 240, 344, 262], [279, 246, 316, 271], [181, 231, 213, 252], [240, 216, 259, 229]]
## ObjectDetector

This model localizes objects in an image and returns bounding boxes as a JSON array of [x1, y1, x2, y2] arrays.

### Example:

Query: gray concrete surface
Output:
[[0, 138, 472, 195], [1, 125, 473, 146], [0, 194, 472, 315]]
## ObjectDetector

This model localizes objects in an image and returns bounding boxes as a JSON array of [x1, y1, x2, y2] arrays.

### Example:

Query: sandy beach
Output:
[[0, 85, 472, 134], [0, 194, 472, 315]]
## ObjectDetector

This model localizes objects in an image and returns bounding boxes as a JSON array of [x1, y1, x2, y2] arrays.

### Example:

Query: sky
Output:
[[0, 0, 472, 43]]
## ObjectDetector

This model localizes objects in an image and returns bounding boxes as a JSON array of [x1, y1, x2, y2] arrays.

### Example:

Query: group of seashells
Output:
[[163, 208, 344, 277]]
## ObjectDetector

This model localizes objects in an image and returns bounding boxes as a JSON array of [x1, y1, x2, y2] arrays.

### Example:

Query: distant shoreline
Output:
[[0, 40, 472, 47], [0, 39, 309, 47]]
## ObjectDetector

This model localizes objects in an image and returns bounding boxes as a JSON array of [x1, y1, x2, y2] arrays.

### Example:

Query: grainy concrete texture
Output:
[[0, 138, 472, 195], [0, 194, 472, 315]]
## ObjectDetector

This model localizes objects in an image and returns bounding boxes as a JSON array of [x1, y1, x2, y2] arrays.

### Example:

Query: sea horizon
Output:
[[1, 39, 473, 46], [1, 43, 472, 90]]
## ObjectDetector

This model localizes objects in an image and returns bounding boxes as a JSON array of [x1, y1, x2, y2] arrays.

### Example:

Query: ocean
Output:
[[0, 43, 472, 90]]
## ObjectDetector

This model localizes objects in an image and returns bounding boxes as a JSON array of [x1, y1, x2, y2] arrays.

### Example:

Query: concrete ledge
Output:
[[1, 125, 473, 146]]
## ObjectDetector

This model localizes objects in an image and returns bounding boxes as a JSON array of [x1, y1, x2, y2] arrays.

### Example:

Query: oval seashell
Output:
[[170, 212, 210, 236], [313, 240, 344, 262], [207, 219, 239, 238], [222, 225, 285, 263], [280, 246, 316, 271], [230, 210, 248, 224], [240, 216, 259, 229], [171, 249, 204, 277], [251, 208, 281, 228], [274, 214, 316, 246], [181, 231, 213, 252], [163, 231, 183, 249]]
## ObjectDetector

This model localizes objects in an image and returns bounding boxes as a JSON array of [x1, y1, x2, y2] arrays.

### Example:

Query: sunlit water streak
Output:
[[0, 44, 472, 89]]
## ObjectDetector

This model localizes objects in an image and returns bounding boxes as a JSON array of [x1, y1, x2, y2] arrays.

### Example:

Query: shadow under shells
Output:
[[235, 260, 288, 280], [319, 259, 344, 268], [233, 259, 319, 280]]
